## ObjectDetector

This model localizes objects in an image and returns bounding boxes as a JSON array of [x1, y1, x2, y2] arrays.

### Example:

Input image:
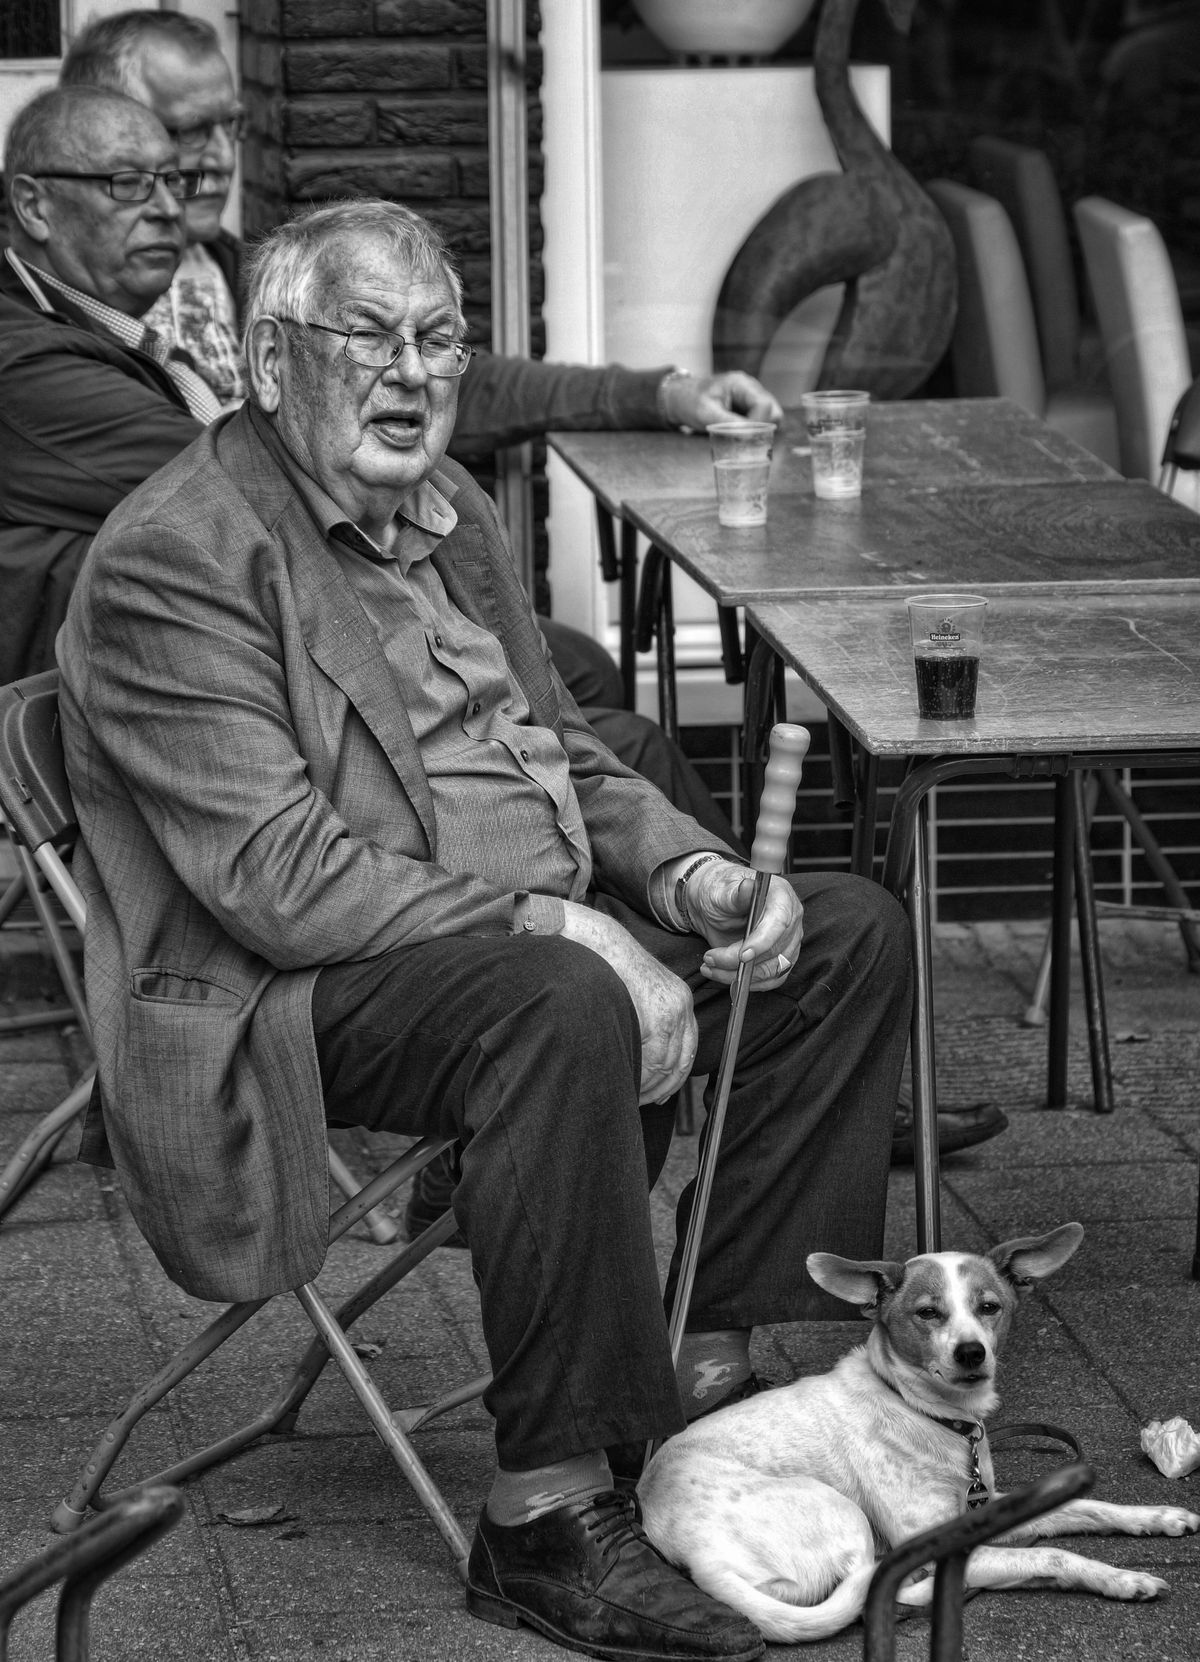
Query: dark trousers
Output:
[[312, 872, 910, 1469]]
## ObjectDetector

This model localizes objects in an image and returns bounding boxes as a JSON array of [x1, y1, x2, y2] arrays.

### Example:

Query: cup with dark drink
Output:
[[905, 594, 987, 720]]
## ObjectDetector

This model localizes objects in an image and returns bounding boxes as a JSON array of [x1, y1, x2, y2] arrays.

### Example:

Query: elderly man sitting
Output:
[[0, 85, 218, 685], [57, 197, 911, 1662]]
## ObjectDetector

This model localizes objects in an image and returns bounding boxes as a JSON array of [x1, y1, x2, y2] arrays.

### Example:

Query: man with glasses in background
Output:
[[0, 84, 215, 684], [61, 9, 247, 411]]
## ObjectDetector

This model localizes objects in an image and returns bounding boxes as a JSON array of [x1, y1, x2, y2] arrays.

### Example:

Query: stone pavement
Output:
[[1, 915, 1199, 1661]]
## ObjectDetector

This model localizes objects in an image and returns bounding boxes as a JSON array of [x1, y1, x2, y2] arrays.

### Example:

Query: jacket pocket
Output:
[[130, 967, 245, 1007]]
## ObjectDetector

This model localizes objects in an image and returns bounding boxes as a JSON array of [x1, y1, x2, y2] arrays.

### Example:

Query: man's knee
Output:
[[795, 872, 911, 993]]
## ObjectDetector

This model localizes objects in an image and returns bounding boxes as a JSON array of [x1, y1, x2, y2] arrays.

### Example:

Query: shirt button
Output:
[[472, 701, 481, 715], [520, 749, 530, 762], [434, 634, 444, 648], [522, 919, 536, 931]]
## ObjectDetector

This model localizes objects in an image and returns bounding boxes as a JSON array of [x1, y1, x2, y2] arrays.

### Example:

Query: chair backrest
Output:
[[969, 135, 1081, 393], [0, 669, 77, 855], [926, 178, 1046, 418], [1073, 195, 1192, 485]]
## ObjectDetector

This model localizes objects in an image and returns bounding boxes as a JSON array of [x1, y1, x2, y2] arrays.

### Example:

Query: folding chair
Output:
[[0, 1484, 183, 1662], [0, 674, 399, 1242], [0, 672, 485, 1579]]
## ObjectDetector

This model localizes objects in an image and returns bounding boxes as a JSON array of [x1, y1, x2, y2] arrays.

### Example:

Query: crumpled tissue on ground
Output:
[[1140, 1416, 1200, 1479]]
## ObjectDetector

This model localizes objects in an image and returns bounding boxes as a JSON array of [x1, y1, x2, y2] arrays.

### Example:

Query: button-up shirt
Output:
[[249, 407, 594, 927]]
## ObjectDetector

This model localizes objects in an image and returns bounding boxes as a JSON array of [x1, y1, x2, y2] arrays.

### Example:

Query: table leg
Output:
[[1073, 771, 1114, 1113], [656, 560, 679, 744], [1047, 775, 1075, 1109], [909, 803, 942, 1254], [619, 519, 639, 711]]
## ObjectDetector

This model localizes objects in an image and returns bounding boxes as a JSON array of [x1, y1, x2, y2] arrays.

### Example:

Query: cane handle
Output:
[[749, 724, 810, 876]]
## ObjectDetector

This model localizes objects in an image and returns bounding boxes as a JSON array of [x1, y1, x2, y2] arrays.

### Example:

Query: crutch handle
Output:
[[749, 724, 811, 875]]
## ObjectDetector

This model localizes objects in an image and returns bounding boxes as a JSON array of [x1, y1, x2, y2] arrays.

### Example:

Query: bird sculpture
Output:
[[712, 0, 956, 400]]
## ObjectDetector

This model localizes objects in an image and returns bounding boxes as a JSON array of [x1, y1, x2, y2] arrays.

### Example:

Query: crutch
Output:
[[666, 722, 811, 1371]]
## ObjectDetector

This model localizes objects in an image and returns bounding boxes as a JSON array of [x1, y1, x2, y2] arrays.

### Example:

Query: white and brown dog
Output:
[[638, 1224, 1200, 1643]]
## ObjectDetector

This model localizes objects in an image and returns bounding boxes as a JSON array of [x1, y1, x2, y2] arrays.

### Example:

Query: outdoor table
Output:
[[622, 477, 1200, 735], [548, 397, 1117, 707], [743, 589, 1200, 1253]]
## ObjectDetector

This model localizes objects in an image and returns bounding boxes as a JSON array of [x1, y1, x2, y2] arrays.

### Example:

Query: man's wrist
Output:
[[656, 367, 694, 431], [673, 851, 725, 933]]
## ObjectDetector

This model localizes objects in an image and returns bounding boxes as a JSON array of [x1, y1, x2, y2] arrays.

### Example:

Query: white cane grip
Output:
[[749, 724, 810, 875]]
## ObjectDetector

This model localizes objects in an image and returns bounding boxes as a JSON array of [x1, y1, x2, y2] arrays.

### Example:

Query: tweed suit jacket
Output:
[[57, 404, 721, 1303]]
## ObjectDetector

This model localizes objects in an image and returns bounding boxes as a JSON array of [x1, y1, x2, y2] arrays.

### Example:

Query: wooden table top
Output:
[[746, 591, 1200, 757], [622, 479, 1200, 606], [548, 397, 1117, 517]]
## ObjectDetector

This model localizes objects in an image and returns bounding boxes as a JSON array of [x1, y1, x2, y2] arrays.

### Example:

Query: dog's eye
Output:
[[915, 1305, 942, 1321], [978, 1299, 1002, 1316]]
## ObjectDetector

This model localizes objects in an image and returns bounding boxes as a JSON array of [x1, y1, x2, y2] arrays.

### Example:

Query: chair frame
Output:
[[0, 1484, 184, 1662], [862, 1461, 1094, 1662], [0, 671, 484, 1580]]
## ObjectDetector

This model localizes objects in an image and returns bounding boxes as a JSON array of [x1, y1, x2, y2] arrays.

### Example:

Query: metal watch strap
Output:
[[674, 852, 723, 933]]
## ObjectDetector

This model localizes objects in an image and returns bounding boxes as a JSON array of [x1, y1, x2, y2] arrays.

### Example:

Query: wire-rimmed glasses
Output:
[[280, 319, 473, 377]]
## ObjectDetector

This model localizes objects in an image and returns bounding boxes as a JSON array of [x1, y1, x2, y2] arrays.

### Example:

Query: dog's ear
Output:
[[988, 1222, 1085, 1291], [807, 1252, 906, 1313]]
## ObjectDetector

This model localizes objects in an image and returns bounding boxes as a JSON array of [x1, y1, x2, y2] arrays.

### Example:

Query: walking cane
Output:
[[655, 722, 809, 1456]]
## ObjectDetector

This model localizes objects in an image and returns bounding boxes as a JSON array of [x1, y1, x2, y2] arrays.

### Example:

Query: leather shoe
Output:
[[467, 1488, 764, 1660], [891, 1096, 1008, 1166]]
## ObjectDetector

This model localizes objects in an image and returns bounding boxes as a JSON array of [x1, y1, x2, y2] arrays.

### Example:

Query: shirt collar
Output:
[[6, 248, 147, 351], [245, 401, 457, 567]]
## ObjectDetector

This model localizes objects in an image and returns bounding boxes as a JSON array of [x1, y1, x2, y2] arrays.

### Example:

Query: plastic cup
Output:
[[800, 390, 870, 499], [905, 594, 988, 720], [707, 421, 776, 527]]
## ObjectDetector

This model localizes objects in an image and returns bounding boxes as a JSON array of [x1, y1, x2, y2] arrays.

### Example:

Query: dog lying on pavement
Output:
[[638, 1223, 1200, 1643]]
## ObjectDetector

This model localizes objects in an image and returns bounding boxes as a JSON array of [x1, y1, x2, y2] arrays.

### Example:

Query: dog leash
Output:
[[989, 1420, 1085, 1461]]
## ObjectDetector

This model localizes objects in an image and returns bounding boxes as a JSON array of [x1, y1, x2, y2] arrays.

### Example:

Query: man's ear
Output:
[[246, 316, 284, 413], [8, 174, 52, 246]]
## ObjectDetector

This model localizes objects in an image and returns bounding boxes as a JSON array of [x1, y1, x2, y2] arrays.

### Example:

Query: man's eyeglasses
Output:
[[165, 113, 248, 150], [32, 169, 203, 203], [282, 319, 473, 377]]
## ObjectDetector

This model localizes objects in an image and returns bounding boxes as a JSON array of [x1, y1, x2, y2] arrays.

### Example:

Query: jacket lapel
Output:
[[215, 411, 438, 845]]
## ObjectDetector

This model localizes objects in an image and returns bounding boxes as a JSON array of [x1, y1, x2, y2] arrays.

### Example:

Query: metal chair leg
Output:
[[0, 1068, 96, 1220], [50, 1138, 475, 1581]]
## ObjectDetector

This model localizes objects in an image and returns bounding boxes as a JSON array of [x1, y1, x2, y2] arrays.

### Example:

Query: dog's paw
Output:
[[1155, 1508, 1200, 1537], [1108, 1571, 1170, 1602], [896, 1571, 935, 1608]]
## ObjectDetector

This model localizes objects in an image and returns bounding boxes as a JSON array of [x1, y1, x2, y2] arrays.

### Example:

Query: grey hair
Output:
[[243, 198, 465, 343], [60, 10, 221, 94], [4, 84, 148, 186]]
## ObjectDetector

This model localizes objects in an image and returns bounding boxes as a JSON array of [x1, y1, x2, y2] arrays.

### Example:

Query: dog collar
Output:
[[879, 1376, 991, 1510], [926, 1414, 991, 1510]]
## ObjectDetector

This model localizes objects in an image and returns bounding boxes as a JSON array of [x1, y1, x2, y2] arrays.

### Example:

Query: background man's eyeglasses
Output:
[[166, 113, 247, 150], [31, 169, 203, 203], [282, 320, 474, 377]]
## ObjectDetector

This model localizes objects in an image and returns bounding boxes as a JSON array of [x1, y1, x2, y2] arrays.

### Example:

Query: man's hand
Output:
[[661, 370, 784, 431], [684, 859, 804, 990], [560, 902, 698, 1105]]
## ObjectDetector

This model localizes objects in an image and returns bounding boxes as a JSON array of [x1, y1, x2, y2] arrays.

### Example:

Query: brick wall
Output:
[[238, 0, 549, 597]]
